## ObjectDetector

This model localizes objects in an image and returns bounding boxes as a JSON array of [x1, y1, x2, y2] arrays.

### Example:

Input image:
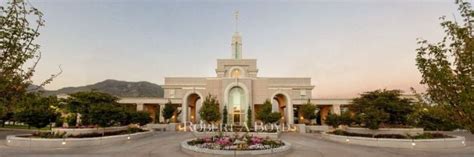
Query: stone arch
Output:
[[182, 91, 203, 123], [271, 92, 293, 125]]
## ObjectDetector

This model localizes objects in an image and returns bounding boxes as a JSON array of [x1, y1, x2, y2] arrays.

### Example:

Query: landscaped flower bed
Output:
[[21, 127, 145, 138], [187, 134, 285, 150], [329, 129, 453, 139]]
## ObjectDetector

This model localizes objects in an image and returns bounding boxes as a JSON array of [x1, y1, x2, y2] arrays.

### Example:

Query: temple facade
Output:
[[118, 14, 352, 125]]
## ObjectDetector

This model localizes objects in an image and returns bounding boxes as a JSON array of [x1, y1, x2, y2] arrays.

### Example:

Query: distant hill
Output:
[[27, 84, 46, 92], [43, 79, 164, 97]]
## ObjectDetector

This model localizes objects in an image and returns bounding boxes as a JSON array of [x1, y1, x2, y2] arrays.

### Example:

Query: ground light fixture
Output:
[[127, 136, 131, 140], [411, 142, 416, 146], [345, 139, 350, 142]]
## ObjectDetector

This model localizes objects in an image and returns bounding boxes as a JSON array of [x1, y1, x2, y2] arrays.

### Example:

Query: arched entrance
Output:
[[228, 87, 248, 125], [272, 93, 293, 124], [182, 92, 202, 123]]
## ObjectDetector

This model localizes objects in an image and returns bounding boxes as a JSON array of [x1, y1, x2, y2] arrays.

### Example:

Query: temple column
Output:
[[136, 103, 144, 111], [287, 102, 294, 125], [159, 104, 165, 123], [181, 103, 187, 123], [196, 100, 202, 122], [331, 104, 341, 115]]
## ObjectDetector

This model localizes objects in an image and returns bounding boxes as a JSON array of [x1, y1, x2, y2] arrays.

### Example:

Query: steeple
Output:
[[231, 11, 242, 59]]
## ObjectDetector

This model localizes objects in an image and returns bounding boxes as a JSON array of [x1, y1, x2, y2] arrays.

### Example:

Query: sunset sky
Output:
[[24, 0, 458, 98]]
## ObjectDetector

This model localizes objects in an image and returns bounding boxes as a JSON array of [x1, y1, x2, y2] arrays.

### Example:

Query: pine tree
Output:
[[199, 94, 221, 123], [223, 105, 228, 124], [246, 105, 252, 127]]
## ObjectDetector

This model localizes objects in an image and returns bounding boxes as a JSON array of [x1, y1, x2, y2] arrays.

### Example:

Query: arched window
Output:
[[231, 69, 241, 78]]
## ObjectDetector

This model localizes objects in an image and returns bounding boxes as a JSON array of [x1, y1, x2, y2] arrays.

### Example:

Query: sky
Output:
[[19, 0, 460, 98]]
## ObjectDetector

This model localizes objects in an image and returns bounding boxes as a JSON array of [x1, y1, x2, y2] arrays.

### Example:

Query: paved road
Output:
[[0, 131, 472, 157]]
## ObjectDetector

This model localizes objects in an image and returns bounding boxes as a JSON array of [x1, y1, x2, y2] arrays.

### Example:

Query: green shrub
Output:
[[364, 109, 389, 130], [89, 103, 124, 127], [32, 132, 67, 138], [374, 134, 406, 139], [409, 133, 451, 139], [131, 111, 152, 126], [351, 89, 414, 129], [409, 105, 461, 131], [267, 112, 282, 124], [257, 100, 281, 124], [330, 130, 452, 139], [127, 127, 145, 133], [325, 114, 341, 128], [339, 111, 353, 126], [55, 117, 64, 127], [67, 114, 77, 127]]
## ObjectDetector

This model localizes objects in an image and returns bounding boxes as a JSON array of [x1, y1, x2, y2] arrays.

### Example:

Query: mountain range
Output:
[[41, 79, 164, 97]]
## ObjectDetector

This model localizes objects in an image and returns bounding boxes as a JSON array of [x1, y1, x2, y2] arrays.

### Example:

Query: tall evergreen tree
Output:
[[246, 105, 252, 127], [199, 94, 221, 124], [222, 105, 228, 124]]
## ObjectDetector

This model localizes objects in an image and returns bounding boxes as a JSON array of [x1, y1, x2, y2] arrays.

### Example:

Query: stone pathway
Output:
[[0, 131, 472, 157]]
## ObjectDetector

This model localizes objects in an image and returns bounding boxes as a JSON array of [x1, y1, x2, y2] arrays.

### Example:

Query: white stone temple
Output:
[[118, 11, 352, 125]]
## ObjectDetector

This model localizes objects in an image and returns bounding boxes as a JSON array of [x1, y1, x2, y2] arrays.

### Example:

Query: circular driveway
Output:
[[0, 131, 472, 157]]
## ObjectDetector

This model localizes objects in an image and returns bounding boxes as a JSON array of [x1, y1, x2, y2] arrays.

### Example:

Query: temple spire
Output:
[[231, 10, 242, 59], [234, 10, 239, 32]]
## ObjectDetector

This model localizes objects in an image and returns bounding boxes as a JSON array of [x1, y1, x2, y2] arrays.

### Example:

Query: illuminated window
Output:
[[231, 69, 241, 78]]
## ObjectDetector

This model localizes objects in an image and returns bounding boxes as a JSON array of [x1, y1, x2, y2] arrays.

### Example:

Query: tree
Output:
[[66, 90, 118, 125], [324, 112, 354, 128], [266, 112, 282, 124], [199, 94, 221, 123], [339, 111, 353, 126], [351, 89, 414, 127], [15, 93, 59, 130], [118, 109, 134, 126], [300, 100, 317, 124], [222, 105, 228, 124], [162, 100, 175, 123], [409, 103, 461, 131], [131, 111, 152, 126], [0, 0, 61, 127], [325, 113, 341, 128], [66, 113, 77, 127], [246, 105, 252, 127], [257, 100, 281, 124], [89, 103, 124, 128], [415, 0, 474, 133], [363, 109, 389, 130]]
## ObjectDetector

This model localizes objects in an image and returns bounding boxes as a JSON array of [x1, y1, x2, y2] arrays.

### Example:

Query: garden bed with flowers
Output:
[[181, 134, 291, 155]]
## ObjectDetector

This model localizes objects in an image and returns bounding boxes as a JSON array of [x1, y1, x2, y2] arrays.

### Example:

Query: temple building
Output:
[[118, 12, 352, 125]]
